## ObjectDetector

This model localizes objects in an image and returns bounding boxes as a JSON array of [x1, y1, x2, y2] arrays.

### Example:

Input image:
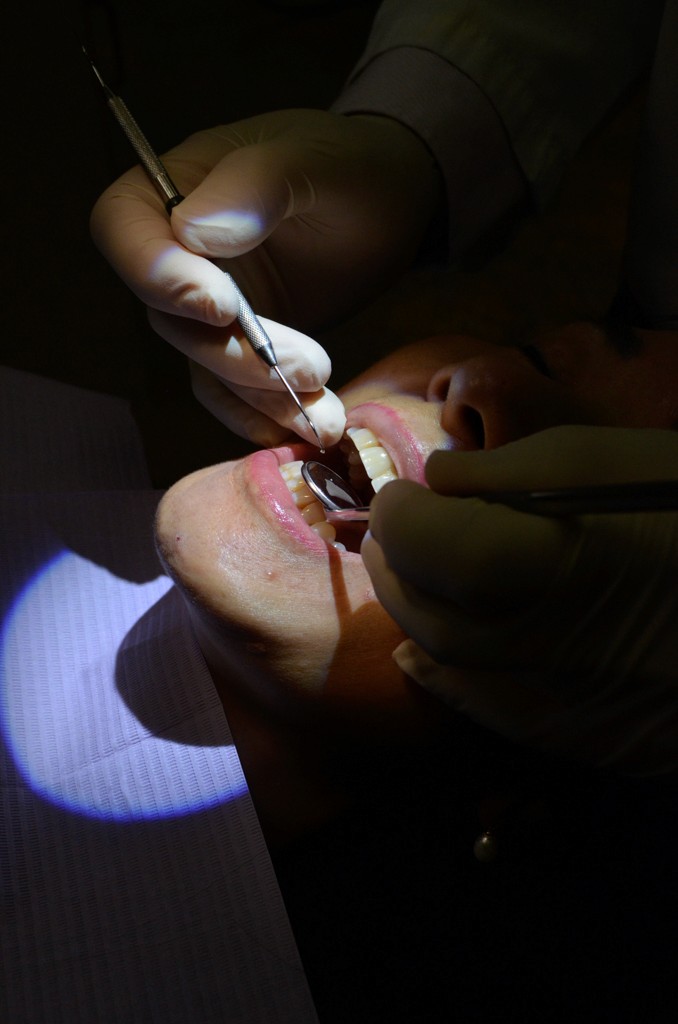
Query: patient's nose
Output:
[[427, 352, 570, 450]]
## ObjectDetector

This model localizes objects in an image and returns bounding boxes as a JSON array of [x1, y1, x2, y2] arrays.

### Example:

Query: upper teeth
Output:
[[342, 427, 397, 493], [279, 427, 398, 548]]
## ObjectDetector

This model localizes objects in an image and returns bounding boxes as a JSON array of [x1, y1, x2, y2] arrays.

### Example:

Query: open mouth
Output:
[[278, 426, 398, 553]]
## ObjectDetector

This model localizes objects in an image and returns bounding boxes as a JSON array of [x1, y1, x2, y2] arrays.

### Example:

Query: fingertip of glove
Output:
[[392, 638, 433, 679]]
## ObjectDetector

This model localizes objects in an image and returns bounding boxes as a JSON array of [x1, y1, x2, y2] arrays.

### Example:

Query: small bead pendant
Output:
[[473, 830, 498, 863]]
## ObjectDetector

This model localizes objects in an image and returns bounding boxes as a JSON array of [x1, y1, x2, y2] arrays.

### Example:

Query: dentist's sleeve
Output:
[[618, 0, 678, 330], [333, 0, 664, 254]]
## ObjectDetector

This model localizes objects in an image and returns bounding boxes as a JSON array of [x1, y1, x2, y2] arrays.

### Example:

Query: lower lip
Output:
[[247, 446, 363, 557]]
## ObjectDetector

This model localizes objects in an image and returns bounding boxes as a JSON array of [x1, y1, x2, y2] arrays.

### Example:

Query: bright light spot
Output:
[[180, 208, 265, 250], [1, 551, 247, 821]]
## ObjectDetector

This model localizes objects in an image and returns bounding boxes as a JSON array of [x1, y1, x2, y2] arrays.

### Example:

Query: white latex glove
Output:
[[91, 109, 440, 445], [151, 313, 346, 448], [361, 425, 678, 776]]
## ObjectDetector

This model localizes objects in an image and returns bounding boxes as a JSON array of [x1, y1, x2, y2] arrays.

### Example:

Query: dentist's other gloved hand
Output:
[[361, 425, 678, 776], [91, 109, 440, 446]]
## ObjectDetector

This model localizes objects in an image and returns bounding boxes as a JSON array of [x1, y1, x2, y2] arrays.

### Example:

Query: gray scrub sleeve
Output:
[[333, 0, 664, 254]]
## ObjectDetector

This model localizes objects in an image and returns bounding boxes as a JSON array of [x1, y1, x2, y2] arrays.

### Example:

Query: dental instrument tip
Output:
[[272, 365, 323, 447], [307, 419, 324, 449], [81, 45, 111, 96]]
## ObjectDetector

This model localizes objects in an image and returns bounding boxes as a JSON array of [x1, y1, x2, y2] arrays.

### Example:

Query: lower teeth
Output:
[[279, 428, 397, 549]]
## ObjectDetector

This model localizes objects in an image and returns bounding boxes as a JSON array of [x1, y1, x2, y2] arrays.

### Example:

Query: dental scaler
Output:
[[85, 49, 323, 448]]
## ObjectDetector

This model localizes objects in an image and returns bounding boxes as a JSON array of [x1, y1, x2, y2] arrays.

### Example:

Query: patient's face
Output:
[[155, 323, 678, 732]]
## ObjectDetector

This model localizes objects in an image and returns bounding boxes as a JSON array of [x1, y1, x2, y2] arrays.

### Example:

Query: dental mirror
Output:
[[301, 461, 371, 522]]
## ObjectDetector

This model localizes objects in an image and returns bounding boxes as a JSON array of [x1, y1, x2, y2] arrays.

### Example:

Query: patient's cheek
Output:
[[195, 586, 441, 738], [318, 602, 444, 736], [154, 460, 447, 737], [536, 324, 678, 428]]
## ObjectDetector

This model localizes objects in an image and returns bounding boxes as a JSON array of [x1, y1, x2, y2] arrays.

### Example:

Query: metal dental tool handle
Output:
[[307, 485, 678, 522], [324, 507, 371, 522], [302, 460, 678, 522], [228, 279, 321, 434], [479, 480, 678, 515], [85, 49, 322, 447], [316, 481, 678, 522], [85, 51, 183, 214]]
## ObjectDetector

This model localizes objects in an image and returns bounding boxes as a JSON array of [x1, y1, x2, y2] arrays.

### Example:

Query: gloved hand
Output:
[[90, 109, 441, 445], [361, 425, 678, 776]]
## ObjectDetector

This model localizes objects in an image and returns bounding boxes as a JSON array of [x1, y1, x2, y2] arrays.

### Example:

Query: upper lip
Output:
[[344, 402, 428, 484]]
